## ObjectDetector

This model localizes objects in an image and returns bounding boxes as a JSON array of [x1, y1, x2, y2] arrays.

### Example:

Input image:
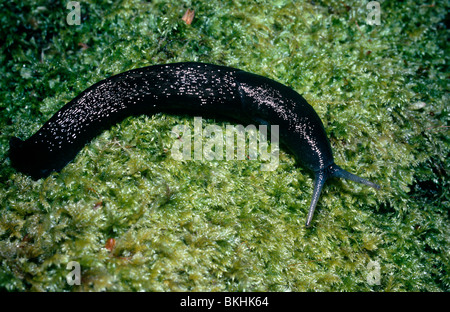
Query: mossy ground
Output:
[[0, 0, 448, 291]]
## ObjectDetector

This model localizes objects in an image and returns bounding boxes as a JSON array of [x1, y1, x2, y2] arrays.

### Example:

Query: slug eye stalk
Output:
[[305, 163, 380, 227]]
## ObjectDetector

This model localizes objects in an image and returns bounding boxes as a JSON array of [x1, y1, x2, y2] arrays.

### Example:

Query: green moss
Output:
[[0, 0, 448, 291]]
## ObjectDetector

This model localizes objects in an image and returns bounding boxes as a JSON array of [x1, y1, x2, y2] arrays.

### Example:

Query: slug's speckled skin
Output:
[[9, 62, 379, 227]]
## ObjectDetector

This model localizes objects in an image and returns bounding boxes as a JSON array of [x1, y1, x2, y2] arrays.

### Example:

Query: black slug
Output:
[[9, 62, 380, 227]]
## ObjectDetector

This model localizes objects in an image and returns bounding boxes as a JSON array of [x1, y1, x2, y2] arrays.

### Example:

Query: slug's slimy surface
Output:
[[9, 62, 379, 227]]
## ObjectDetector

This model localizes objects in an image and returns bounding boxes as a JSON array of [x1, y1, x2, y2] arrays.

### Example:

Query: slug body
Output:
[[9, 62, 379, 227]]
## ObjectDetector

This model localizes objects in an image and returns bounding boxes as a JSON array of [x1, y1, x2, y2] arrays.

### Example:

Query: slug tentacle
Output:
[[305, 169, 328, 228], [305, 163, 380, 227], [328, 163, 380, 190]]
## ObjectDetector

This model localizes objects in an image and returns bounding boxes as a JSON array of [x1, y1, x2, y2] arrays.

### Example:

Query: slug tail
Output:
[[9, 137, 26, 170]]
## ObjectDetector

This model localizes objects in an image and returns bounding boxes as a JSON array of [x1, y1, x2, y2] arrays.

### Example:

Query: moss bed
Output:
[[0, 0, 448, 291]]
